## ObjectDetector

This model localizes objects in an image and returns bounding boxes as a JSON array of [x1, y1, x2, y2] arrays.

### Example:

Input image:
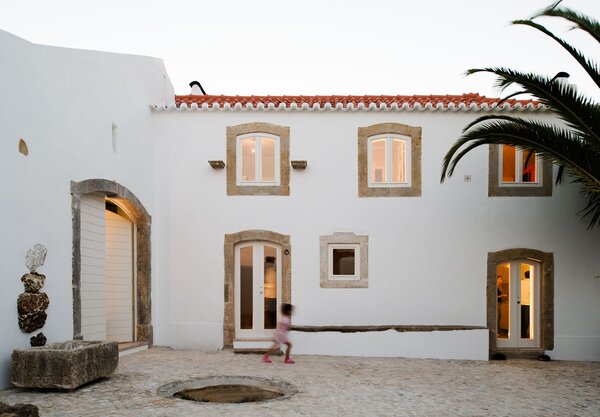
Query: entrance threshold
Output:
[[233, 339, 273, 353], [494, 348, 545, 360], [118, 341, 148, 357]]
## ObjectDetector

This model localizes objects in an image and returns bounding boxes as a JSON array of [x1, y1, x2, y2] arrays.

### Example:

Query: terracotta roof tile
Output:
[[169, 93, 542, 111]]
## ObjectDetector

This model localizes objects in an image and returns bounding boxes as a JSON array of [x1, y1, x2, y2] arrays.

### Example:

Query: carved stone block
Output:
[[11, 341, 119, 389]]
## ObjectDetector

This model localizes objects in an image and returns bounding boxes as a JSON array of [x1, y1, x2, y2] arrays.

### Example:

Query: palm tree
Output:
[[441, 2, 600, 228]]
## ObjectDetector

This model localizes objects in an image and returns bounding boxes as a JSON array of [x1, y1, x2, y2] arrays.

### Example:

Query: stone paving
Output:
[[1, 347, 599, 416]]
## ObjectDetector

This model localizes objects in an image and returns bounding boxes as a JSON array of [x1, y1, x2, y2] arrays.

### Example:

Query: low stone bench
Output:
[[11, 340, 118, 390]]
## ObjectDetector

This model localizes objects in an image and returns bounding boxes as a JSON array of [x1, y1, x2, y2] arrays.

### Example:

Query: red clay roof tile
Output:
[[173, 93, 541, 110]]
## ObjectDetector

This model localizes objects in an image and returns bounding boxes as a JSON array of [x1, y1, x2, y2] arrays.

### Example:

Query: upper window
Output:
[[368, 135, 411, 187], [488, 145, 552, 197], [236, 133, 280, 185], [358, 123, 421, 197], [227, 123, 290, 196], [500, 145, 539, 186]]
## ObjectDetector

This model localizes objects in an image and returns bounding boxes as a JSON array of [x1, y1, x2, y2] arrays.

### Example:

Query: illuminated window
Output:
[[237, 133, 280, 185], [488, 145, 552, 197], [368, 135, 410, 187], [226, 123, 290, 196], [500, 145, 539, 185], [358, 123, 421, 197]]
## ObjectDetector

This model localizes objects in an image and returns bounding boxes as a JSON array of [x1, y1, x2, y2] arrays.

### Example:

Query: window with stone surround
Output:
[[488, 145, 552, 197], [320, 233, 368, 288], [358, 123, 421, 197], [227, 123, 290, 196]]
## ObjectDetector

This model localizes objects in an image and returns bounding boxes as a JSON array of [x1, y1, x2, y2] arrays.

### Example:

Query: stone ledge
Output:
[[292, 325, 486, 333]]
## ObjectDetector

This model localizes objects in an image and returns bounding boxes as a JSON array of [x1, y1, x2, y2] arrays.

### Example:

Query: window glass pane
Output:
[[522, 151, 537, 183], [333, 249, 355, 275], [520, 263, 533, 339], [391, 139, 406, 183], [371, 139, 386, 183], [501, 145, 516, 183], [240, 138, 256, 182], [496, 263, 510, 339], [263, 246, 277, 330], [239, 246, 253, 329], [261, 137, 276, 182]]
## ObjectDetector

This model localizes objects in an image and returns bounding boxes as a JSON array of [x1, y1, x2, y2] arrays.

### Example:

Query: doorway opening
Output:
[[71, 179, 152, 346], [223, 230, 291, 350], [496, 260, 539, 348], [487, 249, 553, 358]]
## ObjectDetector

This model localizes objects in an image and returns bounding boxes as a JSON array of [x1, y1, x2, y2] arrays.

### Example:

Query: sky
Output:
[[1, 0, 599, 97]]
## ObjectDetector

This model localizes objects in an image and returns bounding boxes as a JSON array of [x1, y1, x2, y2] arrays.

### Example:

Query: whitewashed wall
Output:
[[151, 109, 600, 360], [0, 30, 173, 389]]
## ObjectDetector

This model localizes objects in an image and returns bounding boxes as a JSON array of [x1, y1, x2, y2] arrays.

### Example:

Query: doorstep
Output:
[[118, 341, 149, 357], [233, 339, 274, 354], [494, 348, 545, 360]]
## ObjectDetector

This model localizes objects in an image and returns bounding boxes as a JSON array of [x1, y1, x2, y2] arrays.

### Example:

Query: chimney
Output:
[[189, 81, 206, 95]]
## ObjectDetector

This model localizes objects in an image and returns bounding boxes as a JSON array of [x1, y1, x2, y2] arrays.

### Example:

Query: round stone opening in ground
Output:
[[157, 376, 297, 404], [175, 384, 283, 403]]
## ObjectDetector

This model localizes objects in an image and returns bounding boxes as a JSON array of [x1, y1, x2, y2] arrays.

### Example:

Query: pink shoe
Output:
[[284, 358, 295, 364], [262, 355, 272, 363]]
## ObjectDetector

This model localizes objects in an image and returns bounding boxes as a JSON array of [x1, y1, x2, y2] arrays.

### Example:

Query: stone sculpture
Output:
[[17, 244, 49, 343]]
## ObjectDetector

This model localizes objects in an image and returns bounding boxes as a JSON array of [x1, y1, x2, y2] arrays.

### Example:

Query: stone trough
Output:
[[11, 340, 118, 390]]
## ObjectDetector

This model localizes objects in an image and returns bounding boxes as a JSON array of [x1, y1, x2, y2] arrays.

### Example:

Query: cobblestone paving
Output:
[[1, 347, 599, 416]]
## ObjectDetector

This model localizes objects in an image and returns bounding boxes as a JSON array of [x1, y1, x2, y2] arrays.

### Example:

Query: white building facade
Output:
[[1, 30, 599, 389]]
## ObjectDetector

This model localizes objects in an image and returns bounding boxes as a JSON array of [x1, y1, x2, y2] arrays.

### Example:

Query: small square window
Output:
[[328, 244, 360, 280], [320, 233, 368, 288]]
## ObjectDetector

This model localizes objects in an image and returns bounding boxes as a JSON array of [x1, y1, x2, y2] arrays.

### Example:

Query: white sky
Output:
[[1, 0, 599, 97]]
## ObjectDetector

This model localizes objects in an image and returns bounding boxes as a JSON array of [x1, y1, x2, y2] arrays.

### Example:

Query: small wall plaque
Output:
[[208, 160, 225, 169], [291, 160, 307, 170]]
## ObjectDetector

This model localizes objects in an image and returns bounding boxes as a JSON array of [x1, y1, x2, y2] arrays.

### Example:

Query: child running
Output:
[[262, 303, 294, 364]]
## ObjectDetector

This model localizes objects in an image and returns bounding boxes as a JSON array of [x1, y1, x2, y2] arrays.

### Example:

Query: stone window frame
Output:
[[320, 233, 368, 288], [223, 230, 291, 347], [487, 248, 554, 357], [227, 123, 290, 196], [358, 122, 421, 197], [488, 145, 553, 197]]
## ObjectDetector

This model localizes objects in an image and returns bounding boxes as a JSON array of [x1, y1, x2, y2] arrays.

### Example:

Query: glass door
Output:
[[235, 242, 281, 339], [496, 260, 539, 348]]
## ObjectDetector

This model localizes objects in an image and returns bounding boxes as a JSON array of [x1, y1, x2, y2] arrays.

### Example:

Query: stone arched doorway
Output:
[[71, 179, 152, 345]]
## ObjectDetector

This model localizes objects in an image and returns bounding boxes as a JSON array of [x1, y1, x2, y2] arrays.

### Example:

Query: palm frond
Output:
[[513, 19, 600, 89], [466, 67, 600, 144], [442, 118, 600, 191], [537, 6, 600, 44]]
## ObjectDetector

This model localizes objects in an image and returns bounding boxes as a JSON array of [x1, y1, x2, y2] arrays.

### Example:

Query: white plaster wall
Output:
[[292, 330, 489, 360], [0, 30, 173, 388], [152, 109, 600, 361]]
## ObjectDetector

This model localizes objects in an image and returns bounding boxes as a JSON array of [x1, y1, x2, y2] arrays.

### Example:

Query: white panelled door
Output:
[[80, 194, 107, 341], [105, 210, 134, 342]]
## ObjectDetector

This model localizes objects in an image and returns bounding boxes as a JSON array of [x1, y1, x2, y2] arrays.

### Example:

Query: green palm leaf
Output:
[[441, 4, 600, 228]]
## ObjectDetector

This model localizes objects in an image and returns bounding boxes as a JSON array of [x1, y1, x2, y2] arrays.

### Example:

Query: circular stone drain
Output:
[[158, 376, 297, 404]]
